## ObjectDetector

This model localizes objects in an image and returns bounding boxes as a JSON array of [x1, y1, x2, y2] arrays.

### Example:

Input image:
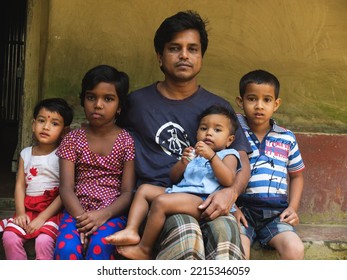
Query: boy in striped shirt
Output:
[[234, 69, 305, 260]]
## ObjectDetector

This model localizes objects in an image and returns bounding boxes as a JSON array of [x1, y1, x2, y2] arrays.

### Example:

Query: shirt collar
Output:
[[237, 114, 287, 134]]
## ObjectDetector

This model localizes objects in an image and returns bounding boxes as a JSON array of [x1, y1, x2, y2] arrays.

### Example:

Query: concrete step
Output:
[[0, 198, 15, 211], [251, 224, 347, 260], [1, 221, 346, 259], [1, 224, 345, 260], [1, 198, 346, 260]]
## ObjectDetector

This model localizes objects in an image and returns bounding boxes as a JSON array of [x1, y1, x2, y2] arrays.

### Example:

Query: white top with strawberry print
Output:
[[21, 146, 59, 196]]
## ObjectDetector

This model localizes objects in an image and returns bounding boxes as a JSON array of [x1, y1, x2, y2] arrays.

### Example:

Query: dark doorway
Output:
[[0, 0, 27, 197]]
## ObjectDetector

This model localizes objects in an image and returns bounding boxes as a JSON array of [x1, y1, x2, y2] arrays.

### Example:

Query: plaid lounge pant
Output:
[[155, 214, 245, 260]]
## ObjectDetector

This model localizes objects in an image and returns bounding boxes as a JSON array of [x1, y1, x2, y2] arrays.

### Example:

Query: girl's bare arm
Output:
[[59, 158, 84, 217], [13, 158, 30, 227], [78, 160, 136, 236]]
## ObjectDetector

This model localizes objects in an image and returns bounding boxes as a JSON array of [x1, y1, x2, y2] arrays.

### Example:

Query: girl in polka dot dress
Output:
[[53, 65, 136, 260]]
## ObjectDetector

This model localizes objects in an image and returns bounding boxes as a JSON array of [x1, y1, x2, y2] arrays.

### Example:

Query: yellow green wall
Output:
[[23, 0, 347, 145]]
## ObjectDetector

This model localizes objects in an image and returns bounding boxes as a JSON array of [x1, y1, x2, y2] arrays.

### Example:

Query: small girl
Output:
[[53, 65, 136, 260], [2, 98, 73, 260], [106, 105, 242, 259]]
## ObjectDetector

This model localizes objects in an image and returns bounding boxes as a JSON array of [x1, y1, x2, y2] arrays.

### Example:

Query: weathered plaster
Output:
[[22, 0, 347, 144], [21, 0, 49, 147]]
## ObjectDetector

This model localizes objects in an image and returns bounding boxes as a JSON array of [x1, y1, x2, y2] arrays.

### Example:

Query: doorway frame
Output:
[[19, 0, 49, 153]]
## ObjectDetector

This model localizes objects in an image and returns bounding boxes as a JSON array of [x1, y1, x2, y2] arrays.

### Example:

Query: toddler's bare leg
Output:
[[117, 193, 203, 259], [105, 184, 165, 246]]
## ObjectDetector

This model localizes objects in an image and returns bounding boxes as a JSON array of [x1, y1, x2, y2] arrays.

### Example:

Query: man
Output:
[[117, 10, 251, 259]]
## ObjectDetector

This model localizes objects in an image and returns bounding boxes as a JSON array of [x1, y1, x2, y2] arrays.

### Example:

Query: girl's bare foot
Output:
[[105, 229, 140, 246], [117, 244, 151, 260]]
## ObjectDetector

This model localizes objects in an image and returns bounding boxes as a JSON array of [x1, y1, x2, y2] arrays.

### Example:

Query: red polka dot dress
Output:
[[53, 128, 135, 260]]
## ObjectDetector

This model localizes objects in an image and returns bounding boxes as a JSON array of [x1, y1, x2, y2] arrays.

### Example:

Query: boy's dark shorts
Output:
[[239, 207, 296, 247]]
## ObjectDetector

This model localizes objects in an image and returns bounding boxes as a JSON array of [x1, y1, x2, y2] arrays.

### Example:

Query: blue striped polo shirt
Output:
[[236, 114, 305, 209]]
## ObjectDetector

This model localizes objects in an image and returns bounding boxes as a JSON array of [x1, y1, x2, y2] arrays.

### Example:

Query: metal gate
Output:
[[0, 0, 26, 122]]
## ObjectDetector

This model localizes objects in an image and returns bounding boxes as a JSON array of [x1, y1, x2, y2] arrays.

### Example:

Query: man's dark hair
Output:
[[154, 10, 209, 56]]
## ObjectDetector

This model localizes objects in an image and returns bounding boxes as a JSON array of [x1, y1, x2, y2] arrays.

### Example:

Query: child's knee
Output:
[[2, 230, 22, 245], [151, 195, 165, 210], [289, 240, 304, 259], [274, 234, 304, 260], [36, 234, 55, 248], [35, 234, 55, 260]]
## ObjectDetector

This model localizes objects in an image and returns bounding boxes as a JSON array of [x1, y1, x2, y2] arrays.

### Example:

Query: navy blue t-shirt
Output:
[[117, 83, 251, 187]]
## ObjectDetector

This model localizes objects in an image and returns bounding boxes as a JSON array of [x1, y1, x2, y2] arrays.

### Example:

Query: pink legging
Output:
[[2, 231, 55, 260]]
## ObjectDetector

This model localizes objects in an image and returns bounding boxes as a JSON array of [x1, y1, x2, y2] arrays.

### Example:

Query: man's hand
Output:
[[198, 188, 237, 220]]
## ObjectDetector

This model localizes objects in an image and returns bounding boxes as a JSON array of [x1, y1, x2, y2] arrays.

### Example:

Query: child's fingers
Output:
[[85, 225, 98, 237], [80, 232, 86, 244], [240, 214, 248, 228], [282, 214, 299, 226]]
